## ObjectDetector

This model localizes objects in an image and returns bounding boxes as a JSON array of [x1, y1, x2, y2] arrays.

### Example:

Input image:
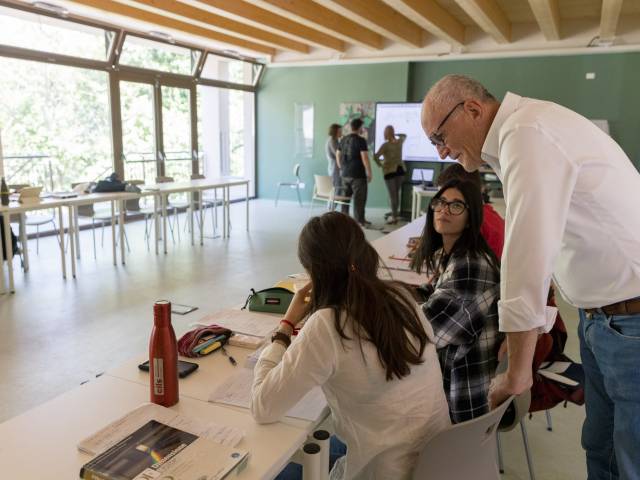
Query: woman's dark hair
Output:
[[298, 212, 428, 381], [436, 162, 482, 190], [328, 123, 341, 139], [350, 117, 364, 131], [410, 179, 499, 275]]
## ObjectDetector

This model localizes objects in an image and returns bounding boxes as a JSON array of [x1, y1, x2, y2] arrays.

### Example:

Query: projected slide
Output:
[[375, 102, 448, 162]]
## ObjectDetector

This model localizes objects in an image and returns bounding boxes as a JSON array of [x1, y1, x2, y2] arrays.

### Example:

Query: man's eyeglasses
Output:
[[428, 101, 465, 147], [430, 198, 468, 216]]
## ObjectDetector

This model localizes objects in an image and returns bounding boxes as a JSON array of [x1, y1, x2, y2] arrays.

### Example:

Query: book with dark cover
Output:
[[80, 420, 247, 480]]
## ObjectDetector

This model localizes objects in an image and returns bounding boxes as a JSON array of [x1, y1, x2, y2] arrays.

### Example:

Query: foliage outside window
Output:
[[119, 35, 200, 75]]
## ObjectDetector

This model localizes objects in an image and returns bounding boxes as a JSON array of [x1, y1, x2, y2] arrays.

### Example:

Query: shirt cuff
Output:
[[498, 297, 557, 333]]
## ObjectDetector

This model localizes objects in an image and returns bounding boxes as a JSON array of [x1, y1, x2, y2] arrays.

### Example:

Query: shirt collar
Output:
[[481, 92, 522, 176]]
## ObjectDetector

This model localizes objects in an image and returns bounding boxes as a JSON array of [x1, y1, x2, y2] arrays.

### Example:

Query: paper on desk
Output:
[[208, 367, 327, 422], [78, 403, 244, 456], [193, 309, 281, 338]]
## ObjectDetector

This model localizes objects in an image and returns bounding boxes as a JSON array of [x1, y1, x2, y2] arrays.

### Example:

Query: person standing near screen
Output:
[[326, 123, 343, 192], [374, 125, 406, 224], [421, 74, 640, 480], [336, 118, 372, 227]]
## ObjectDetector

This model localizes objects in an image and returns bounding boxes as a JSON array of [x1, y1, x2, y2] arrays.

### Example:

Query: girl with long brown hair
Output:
[[252, 211, 449, 480]]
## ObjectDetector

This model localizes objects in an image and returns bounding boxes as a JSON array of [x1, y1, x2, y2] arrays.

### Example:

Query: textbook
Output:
[[79, 419, 248, 480]]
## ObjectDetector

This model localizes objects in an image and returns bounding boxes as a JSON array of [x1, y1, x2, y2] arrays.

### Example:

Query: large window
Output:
[[161, 86, 193, 181], [201, 53, 262, 86], [119, 35, 200, 75], [121, 81, 156, 182], [0, 56, 112, 191], [0, 6, 115, 60]]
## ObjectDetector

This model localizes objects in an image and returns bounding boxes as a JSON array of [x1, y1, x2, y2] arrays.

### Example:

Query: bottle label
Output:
[[153, 358, 164, 395]]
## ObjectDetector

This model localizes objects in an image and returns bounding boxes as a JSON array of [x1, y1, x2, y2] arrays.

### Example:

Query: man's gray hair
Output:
[[425, 75, 497, 112]]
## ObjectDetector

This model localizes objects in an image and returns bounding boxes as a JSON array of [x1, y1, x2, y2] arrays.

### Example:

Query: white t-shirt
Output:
[[251, 307, 450, 480]]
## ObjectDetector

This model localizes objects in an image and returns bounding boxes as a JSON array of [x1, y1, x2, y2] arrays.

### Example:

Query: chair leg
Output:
[[295, 185, 303, 207], [91, 219, 97, 259], [275, 185, 281, 207], [496, 433, 504, 474], [545, 410, 553, 431], [36, 225, 40, 254], [520, 420, 536, 480]]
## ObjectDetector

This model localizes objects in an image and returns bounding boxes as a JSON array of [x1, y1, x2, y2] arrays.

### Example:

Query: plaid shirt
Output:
[[422, 250, 502, 423]]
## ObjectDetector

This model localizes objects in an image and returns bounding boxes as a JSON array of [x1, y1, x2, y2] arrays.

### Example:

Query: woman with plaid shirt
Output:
[[411, 179, 503, 423]]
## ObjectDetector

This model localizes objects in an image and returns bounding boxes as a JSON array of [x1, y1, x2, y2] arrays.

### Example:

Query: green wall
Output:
[[257, 63, 409, 207], [257, 52, 640, 206]]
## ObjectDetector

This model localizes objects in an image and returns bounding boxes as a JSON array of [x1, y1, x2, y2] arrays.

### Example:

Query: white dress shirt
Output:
[[251, 307, 450, 480], [482, 92, 640, 332]]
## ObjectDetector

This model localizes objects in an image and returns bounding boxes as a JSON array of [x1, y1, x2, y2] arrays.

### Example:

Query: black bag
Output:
[[92, 172, 126, 193], [0, 215, 19, 261]]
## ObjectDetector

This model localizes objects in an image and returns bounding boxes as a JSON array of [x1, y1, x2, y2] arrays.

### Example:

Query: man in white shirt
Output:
[[421, 74, 640, 480]]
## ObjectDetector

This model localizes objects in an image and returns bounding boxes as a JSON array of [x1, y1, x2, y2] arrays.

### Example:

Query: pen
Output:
[[221, 346, 237, 366]]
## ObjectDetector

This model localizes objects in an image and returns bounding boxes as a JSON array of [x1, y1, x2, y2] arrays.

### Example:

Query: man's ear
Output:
[[464, 99, 484, 120]]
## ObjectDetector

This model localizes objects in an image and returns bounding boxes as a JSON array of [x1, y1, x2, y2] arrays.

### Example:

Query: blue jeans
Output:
[[578, 309, 640, 480], [275, 436, 347, 480]]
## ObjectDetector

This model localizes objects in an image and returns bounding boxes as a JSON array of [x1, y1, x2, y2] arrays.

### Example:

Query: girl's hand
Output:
[[283, 282, 312, 327]]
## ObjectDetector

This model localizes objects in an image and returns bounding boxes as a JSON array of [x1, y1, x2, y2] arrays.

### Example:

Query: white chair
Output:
[[275, 163, 305, 207], [190, 174, 221, 238], [156, 176, 187, 241], [412, 396, 515, 480], [309, 175, 351, 212]]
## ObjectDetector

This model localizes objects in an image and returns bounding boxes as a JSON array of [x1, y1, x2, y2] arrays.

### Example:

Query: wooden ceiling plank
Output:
[[600, 0, 624, 41], [324, 0, 427, 47], [256, 0, 384, 50], [130, 0, 309, 52], [454, 0, 511, 43], [195, 0, 346, 51], [527, 0, 561, 40], [398, 0, 466, 45], [69, 0, 276, 54]]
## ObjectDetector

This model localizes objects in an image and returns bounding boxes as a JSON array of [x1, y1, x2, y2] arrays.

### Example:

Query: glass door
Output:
[[120, 80, 157, 182], [161, 85, 193, 181]]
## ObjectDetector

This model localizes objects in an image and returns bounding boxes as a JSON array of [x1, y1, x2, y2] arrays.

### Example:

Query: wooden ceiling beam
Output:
[[454, 0, 511, 43], [69, 0, 276, 55], [396, 0, 466, 46], [253, 0, 384, 50], [320, 0, 427, 47], [527, 0, 561, 40], [600, 0, 624, 41], [195, 0, 346, 52], [130, 0, 309, 52]]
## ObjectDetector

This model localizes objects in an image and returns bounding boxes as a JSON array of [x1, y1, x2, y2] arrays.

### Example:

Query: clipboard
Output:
[[171, 303, 198, 315]]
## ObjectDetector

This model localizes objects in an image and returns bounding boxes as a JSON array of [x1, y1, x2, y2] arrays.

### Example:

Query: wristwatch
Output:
[[271, 331, 291, 348]]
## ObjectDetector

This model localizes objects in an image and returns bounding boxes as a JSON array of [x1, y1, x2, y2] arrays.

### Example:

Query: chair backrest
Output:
[[314, 175, 333, 198], [412, 396, 514, 480], [9, 183, 30, 192], [124, 179, 144, 211], [494, 359, 532, 432], [18, 186, 42, 203]]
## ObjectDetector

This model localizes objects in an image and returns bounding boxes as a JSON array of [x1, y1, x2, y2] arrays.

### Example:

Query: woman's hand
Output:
[[283, 282, 313, 327]]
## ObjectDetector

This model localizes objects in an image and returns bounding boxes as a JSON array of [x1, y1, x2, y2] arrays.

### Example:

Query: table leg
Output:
[[189, 191, 195, 247], [74, 207, 81, 260], [199, 191, 204, 246], [213, 188, 218, 237], [58, 207, 67, 280], [67, 206, 76, 278], [111, 201, 116, 266], [246, 181, 249, 232], [19, 213, 29, 273], [153, 194, 159, 255], [119, 200, 125, 265], [224, 187, 229, 238], [2, 213, 14, 293], [411, 191, 417, 221], [162, 194, 168, 255]]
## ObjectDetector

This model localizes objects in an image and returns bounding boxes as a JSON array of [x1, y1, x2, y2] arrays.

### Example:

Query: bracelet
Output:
[[271, 331, 291, 348], [280, 319, 296, 331]]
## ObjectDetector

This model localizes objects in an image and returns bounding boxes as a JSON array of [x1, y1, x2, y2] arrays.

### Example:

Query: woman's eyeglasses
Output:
[[430, 198, 468, 215]]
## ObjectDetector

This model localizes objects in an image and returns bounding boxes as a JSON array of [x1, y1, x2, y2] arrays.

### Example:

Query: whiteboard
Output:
[[375, 103, 446, 162]]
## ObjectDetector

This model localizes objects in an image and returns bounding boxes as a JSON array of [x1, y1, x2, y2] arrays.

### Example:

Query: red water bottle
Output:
[[149, 300, 179, 406]]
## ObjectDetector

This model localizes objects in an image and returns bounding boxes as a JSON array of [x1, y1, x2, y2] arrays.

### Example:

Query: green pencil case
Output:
[[242, 287, 294, 315]]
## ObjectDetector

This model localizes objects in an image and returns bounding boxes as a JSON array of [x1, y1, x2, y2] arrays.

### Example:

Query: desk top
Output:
[[0, 375, 308, 480], [372, 216, 427, 286], [144, 177, 250, 194]]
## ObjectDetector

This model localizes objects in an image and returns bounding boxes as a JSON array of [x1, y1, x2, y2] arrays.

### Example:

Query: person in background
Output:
[[374, 125, 407, 224], [326, 123, 343, 192], [252, 212, 450, 480], [422, 74, 640, 479], [436, 162, 504, 258], [410, 179, 502, 423], [336, 118, 372, 227]]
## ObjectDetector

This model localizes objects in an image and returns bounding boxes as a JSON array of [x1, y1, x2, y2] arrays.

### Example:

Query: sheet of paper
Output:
[[194, 309, 281, 338], [208, 368, 327, 422], [538, 361, 571, 374], [78, 403, 243, 456]]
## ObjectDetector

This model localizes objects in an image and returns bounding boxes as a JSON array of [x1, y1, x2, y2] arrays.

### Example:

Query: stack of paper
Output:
[[193, 308, 281, 338]]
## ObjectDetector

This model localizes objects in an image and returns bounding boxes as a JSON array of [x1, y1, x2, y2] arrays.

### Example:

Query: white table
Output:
[[143, 178, 250, 255], [411, 185, 438, 221], [0, 375, 313, 480], [371, 215, 428, 285]]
